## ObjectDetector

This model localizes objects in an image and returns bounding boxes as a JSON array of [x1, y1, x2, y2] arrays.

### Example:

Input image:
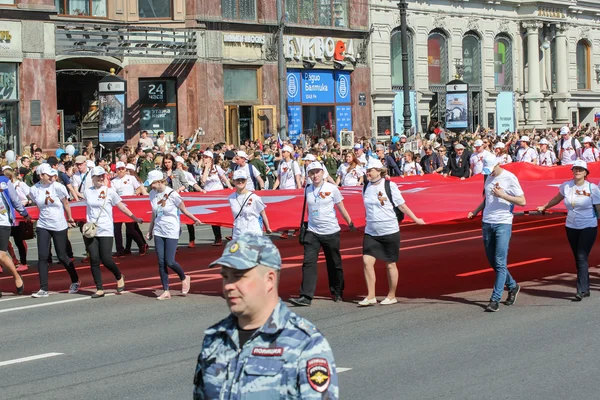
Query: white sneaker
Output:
[[68, 281, 81, 294], [380, 297, 398, 306], [32, 290, 49, 298], [358, 297, 377, 307]]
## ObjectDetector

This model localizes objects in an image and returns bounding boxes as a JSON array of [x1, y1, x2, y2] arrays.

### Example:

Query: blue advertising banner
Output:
[[287, 71, 302, 104], [335, 71, 351, 103], [301, 70, 335, 103], [445, 92, 469, 130], [336, 106, 352, 142], [496, 91, 515, 133], [393, 91, 418, 134], [287, 105, 303, 142]]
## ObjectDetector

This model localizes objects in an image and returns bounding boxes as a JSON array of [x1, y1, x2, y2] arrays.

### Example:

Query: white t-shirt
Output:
[[201, 166, 227, 192], [482, 170, 524, 225], [112, 176, 140, 196], [581, 147, 600, 163], [516, 147, 537, 163], [150, 187, 183, 239], [403, 161, 422, 176], [72, 169, 93, 195], [29, 182, 69, 231], [538, 150, 557, 166], [139, 137, 154, 150], [363, 180, 405, 236], [337, 163, 363, 186], [496, 154, 512, 166], [556, 137, 581, 165], [470, 150, 492, 175], [305, 182, 343, 235], [560, 180, 600, 229], [229, 191, 266, 240], [235, 164, 261, 191], [277, 159, 301, 189], [84, 186, 122, 237], [14, 180, 30, 206]]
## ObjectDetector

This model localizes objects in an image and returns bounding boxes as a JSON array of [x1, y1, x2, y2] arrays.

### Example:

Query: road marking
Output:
[[0, 353, 64, 367], [0, 294, 115, 314], [456, 258, 552, 277], [337, 367, 352, 373]]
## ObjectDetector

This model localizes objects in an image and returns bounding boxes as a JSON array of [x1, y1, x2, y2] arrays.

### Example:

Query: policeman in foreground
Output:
[[193, 233, 338, 399]]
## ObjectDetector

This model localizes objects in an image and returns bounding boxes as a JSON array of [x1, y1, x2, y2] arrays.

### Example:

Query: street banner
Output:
[[496, 92, 515, 133]]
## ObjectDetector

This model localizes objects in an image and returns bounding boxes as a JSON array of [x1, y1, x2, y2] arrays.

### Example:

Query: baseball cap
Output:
[[2, 165, 13, 171], [144, 170, 165, 186], [482, 154, 498, 175], [302, 154, 316, 161], [209, 233, 281, 271], [203, 150, 214, 159], [520, 136, 530, 142], [539, 138, 550, 145], [233, 170, 248, 180], [116, 161, 126, 169], [175, 156, 185, 164], [86, 160, 95, 169], [282, 145, 293, 153], [237, 151, 249, 160], [91, 166, 107, 176], [571, 159, 589, 174], [37, 163, 58, 177], [583, 136, 593, 144], [400, 134, 407, 139], [353, 144, 363, 150], [366, 158, 384, 170], [454, 144, 465, 150], [560, 126, 570, 135], [126, 163, 136, 171], [306, 162, 323, 173], [494, 142, 505, 149], [75, 155, 87, 164], [474, 139, 484, 147]]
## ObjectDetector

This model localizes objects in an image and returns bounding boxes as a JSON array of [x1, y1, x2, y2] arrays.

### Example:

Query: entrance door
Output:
[[225, 105, 240, 146], [253, 105, 276, 142]]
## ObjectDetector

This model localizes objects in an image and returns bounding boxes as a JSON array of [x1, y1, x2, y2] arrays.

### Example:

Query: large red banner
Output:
[[21, 163, 590, 229]]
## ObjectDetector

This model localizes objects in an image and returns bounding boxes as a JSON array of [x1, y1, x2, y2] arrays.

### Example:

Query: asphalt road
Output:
[[2, 224, 600, 399]]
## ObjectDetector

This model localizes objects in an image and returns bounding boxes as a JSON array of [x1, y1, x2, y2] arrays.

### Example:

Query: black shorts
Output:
[[0, 225, 11, 252], [363, 231, 400, 262]]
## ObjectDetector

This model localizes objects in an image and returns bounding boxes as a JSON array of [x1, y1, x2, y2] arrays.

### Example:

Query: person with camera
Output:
[[358, 159, 426, 307]]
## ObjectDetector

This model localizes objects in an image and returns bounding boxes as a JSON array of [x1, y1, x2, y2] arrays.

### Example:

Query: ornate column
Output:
[[553, 23, 570, 124], [523, 21, 543, 126]]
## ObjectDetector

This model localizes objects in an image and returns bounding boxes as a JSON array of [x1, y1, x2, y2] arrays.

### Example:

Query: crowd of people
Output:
[[0, 123, 598, 307]]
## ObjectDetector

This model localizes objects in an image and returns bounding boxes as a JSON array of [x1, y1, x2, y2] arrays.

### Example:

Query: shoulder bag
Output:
[[82, 188, 108, 239], [298, 186, 309, 245]]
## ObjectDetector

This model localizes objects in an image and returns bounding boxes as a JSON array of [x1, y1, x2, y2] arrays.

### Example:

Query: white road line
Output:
[[337, 367, 352, 373], [0, 353, 64, 367], [0, 293, 115, 314]]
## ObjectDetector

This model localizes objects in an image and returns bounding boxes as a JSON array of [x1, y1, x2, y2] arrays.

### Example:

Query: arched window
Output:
[[462, 32, 482, 85], [576, 40, 591, 90], [428, 31, 448, 86], [391, 29, 414, 89], [494, 35, 513, 89]]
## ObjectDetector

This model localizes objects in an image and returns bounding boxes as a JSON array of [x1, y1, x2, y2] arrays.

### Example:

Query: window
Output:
[[0, 0, 15, 5], [428, 31, 448, 86], [462, 33, 482, 85], [285, 0, 348, 27], [494, 35, 513, 89], [390, 29, 413, 89], [55, 0, 106, 16], [222, 0, 255, 20], [139, 0, 172, 18], [224, 68, 258, 102], [576, 40, 591, 90]]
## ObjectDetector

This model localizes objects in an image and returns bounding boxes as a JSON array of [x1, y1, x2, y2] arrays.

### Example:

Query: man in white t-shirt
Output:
[[556, 126, 581, 165], [233, 151, 264, 191], [71, 155, 93, 198], [469, 139, 492, 176], [516, 135, 538, 163], [273, 145, 301, 190], [468, 154, 526, 313], [354, 144, 368, 166]]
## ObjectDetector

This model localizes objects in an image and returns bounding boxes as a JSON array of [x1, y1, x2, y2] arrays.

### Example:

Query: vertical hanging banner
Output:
[[336, 106, 352, 142], [393, 91, 418, 134], [496, 91, 515, 133], [287, 70, 302, 104], [335, 71, 351, 103], [287, 105, 303, 143]]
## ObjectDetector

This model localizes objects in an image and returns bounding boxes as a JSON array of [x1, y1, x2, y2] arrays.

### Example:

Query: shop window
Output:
[[139, 0, 172, 18], [390, 29, 414, 89], [462, 32, 482, 85], [576, 40, 591, 90], [494, 35, 513, 90], [224, 68, 258, 102], [0, 0, 15, 4], [222, 0, 256, 20], [427, 31, 448, 86], [285, 0, 348, 27], [55, 0, 107, 17]]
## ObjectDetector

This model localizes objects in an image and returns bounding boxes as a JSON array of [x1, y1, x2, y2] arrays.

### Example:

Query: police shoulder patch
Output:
[[306, 357, 330, 393]]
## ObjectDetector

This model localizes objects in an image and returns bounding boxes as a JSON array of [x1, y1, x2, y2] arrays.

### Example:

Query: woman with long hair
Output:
[[336, 152, 364, 186], [402, 151, 423, 176], [200, 150, 232, 246]]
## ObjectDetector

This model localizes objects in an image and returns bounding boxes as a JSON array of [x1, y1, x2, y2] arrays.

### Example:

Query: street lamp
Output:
[[397, 0, 412, 134]]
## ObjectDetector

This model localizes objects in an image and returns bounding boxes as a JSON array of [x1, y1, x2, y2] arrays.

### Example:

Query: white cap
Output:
[[2, 165, 13, 171], [353, 143, 363, 150], [175, 156, 185, 164], [400, 134, 407, 139], [233, 169, 247, 180], [474, 139, 484, 147], [429, 134, 436, 141], [282, 145, 293, 153], [583, 136, 593, 144], [539, 138, 550, 145], [494, 142, 506, 149], [237, 151, 249, 160], [86, 160, 95, 169], [560, 126, 570, 135], [302, 154, 316, 161], [520, 135, 530, 142], [126, 163, 136, 171], [91, 166, 107, 177], [306, 162, 323, 173], [116, 161, 126, 169], [482, 154, 498, 175], [144, 170, 164, 186], [571, 159, 589, 173], [37, 163, 58, 177], [203, 150, 214, 159], [366, 158, 384, 170], [454, 143, 465, 150]]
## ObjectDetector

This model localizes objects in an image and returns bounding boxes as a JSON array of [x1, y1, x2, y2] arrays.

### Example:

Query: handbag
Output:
[[20, 221, 35, 240], [298, 186, 309, 245], [82, 189, 108, 239]]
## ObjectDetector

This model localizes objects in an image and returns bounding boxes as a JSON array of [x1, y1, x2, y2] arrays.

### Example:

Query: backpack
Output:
[[235, 164, 260, 190], [363, 179, 405, 222], [558, 137, 578, 159]]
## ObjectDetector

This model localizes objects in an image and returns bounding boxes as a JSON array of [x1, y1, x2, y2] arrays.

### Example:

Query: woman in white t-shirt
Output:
[[200, 151, 232, 246], [228, 169, 272, 241], [84, 167, 143, 298], [580, 137, 599, 163], [494, 142, 512, 166], [28, 164, 80, 298], [538, 138, 557, 166], [145, 170, 202, 300], [402, 151, 423, 176], [358, 159, 426, 307], [537, 160, 600, 301], [336, 152, 364, 186], [288, 162, 355, 307]]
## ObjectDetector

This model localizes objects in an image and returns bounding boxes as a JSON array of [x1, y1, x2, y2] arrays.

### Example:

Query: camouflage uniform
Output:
[[193, 234, 339, 400]]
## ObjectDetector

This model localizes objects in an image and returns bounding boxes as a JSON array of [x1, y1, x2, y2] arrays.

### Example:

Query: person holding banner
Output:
[[469, 140, 492, 176], [228, 170, 272, 241], [336, 152, 364, 186], [537, 139, 558, 166], [557, 126, 581, 165], [468, 154, 526, 312], [537, 160, 600, 301], [494, 142, 512, 166], [516, 136, 538, 164], [200, 150, 232, 246]]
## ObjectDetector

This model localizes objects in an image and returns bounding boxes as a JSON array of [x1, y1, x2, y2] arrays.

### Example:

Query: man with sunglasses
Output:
[[375, 144, 401, 176]]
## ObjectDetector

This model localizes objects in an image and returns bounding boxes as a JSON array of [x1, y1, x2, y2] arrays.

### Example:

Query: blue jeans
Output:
[[482, 223, 516, 302], [154, 236, 186, 290]]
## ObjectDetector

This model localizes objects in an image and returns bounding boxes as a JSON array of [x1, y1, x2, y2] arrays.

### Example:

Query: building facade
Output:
[[370, 0, 600, 137]]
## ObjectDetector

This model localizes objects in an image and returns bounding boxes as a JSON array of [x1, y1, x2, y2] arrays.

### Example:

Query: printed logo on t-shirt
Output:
[[98, 190, 107, 200], [318, 192, 331, 199], [575, 189, 591, 197], [45, 190, 54, 205], [377, 191, 387, 205]]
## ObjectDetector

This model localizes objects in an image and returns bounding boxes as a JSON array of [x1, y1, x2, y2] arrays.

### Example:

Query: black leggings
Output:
[[187, 224, 195, 242], [126, 222, 146, 251], [114, 222, 146, 252], [84, 236, 122, 290], [36, 227, 79, 291], [566, 226, 597, 294], [10, 225, 27, 265], [211, 225, 222, 241]]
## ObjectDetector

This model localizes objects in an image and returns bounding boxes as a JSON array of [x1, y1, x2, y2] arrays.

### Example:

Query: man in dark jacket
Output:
[[420, 146, 443, 174], [445, 143, 470, 179], [375, 144, 401, 176]]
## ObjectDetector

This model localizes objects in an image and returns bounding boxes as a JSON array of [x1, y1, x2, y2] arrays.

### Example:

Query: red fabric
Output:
[[20, 163, 592, 228]]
